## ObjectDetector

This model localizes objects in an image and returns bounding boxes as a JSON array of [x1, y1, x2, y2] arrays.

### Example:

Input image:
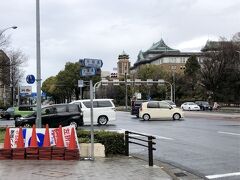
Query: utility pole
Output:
[[171, 65, 176, 103], [36, 0, 42, 128], [125, 72, 128, 111]]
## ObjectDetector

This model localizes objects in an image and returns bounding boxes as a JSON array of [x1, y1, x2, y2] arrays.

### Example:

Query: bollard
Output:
[[148, 136, 153, 166], [125, 131, 129, 156]]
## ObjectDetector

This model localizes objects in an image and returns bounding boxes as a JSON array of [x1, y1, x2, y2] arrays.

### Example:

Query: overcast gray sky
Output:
[[1, 0, 240, 88]]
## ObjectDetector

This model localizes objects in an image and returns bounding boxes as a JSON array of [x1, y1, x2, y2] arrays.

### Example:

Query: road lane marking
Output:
[[108, 129, 174, 140], [206, 172, 240, 179], [218, 131, 240, 136], [153, 135, 174, 140]]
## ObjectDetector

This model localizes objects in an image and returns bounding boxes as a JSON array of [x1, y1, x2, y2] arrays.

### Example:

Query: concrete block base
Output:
[[80, 143, 105, 157]]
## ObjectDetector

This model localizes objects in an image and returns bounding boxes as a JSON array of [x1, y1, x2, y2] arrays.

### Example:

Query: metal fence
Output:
[[125, 131, 156, 166]]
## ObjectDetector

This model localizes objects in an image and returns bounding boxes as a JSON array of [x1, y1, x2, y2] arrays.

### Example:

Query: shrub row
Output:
[[77, 129, 125, 156]]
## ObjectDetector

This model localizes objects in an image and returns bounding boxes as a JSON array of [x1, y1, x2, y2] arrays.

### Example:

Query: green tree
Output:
[[42, 76, 62, 103], [184, 55, 201, 98], [136, 65, 167, 100], [42, 62, 101, 103]]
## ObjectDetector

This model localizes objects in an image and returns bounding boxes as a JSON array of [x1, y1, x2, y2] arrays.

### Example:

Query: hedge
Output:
[[77, 130, 125, 156]]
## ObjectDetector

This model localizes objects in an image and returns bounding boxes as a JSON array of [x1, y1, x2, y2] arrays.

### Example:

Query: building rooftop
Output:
[[137, 39, 180, 62]]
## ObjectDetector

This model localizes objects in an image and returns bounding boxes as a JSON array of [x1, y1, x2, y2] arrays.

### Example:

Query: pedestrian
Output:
[[213, 102, 220, 110]]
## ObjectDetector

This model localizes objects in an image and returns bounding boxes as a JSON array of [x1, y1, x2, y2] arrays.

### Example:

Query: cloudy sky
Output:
[[1, 0, 240, 88]]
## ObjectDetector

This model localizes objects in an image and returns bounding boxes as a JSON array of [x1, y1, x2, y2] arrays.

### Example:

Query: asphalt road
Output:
[[83, 111, 240, 180], [1, 111, 239, 179]]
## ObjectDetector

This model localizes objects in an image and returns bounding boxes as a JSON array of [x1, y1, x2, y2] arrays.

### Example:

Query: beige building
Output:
[[130, 39, 202, 74], [117, 51, 131, 77]]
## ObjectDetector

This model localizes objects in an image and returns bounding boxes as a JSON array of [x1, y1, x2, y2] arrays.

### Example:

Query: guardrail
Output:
[[125, 131, 156, 166]]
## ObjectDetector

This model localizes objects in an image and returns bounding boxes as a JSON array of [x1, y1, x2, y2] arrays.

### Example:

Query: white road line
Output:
[[153, 135, 174, 140], [110, 129, 174, 140], [206, 172, 240, 179], [218, 131, 240, 136], [131, 134, 174, 140]]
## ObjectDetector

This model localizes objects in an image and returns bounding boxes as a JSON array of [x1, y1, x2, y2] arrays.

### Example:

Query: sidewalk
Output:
[[0, 156, 172, 180]]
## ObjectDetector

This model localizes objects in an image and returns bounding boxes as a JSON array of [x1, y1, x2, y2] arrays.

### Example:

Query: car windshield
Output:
[[6, 107, 14, 112], [189, 102, 196, 105], [163, 100, 175, 105]]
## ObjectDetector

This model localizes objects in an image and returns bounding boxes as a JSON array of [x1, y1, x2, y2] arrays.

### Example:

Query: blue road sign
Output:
[[26, 74, 35, 84], [28, 133, 44, 147], [80, 67, 96, 77], [83, 58, 103, 68], [31, 92, 47, 97]]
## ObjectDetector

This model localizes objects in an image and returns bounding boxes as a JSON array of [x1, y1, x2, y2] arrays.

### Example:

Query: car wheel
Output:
[[70, 121, 78, 129], [23, 123, 32, 128], [98, 116, 108, 125], [14, 115, 21, 120], [143, 114, 150, 121], [6, 115, 10, 120], [136, 114, 139, 118], [173, 113, 181, 120]]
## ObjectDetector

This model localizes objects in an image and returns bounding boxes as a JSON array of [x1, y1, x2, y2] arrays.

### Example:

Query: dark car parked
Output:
[[15, 104, 83, 128], [131, 100, 148, 118], [195, 101, 212, 111]]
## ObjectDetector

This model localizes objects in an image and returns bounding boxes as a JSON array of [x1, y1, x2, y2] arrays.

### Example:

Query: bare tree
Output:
[[200, 38, 240, 103], [232, 32, 240, 42], [0, 34, 11, 49], [8, 50, 27, 105]]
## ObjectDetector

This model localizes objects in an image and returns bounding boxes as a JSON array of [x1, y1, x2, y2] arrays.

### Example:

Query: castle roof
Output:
[[118, 50, 129, 60], [137, 39, 180, 62]]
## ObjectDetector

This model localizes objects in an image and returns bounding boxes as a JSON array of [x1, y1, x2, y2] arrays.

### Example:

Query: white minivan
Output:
[[70, 99, 116, 125]]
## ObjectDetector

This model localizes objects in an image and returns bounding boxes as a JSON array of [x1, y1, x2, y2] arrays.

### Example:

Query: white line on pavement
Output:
[[218, 131, 240, 136], [110, 129, 174, 140], [152, 135, 174, 140], [206, 172, 240, 179], [131, 134, 174, 140]]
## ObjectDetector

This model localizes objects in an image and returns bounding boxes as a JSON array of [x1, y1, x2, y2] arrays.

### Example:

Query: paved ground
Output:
[[0, 156, 172, 180]]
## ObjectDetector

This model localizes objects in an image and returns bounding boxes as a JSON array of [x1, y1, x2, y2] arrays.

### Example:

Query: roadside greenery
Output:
[[42, 62, 101, 103], [77, 129, 125, 156]]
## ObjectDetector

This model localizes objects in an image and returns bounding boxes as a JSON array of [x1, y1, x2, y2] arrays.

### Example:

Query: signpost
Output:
[[26, 75, 36, 84], [80, 58, 103, 160], [78, 80, 84, 88], [83, 58, 103, 68], [80, 67, 96, 77], [20, 86, 32, 96]]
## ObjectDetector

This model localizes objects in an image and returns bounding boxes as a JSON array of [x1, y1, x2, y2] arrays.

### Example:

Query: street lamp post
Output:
[[36, 0, 42, 128], [125, 73, 128, 111], [0, 26, 17, 36]]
